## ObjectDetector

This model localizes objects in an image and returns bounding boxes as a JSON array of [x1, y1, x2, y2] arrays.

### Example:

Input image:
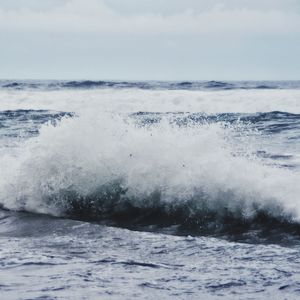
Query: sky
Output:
[[0, 0, 299, 80]]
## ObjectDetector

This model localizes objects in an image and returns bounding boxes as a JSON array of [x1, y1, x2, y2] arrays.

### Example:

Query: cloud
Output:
[[0, 0, 299, 36]]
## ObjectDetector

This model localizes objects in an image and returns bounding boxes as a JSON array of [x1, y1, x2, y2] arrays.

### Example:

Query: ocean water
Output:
[[1, 80, 300, 299]]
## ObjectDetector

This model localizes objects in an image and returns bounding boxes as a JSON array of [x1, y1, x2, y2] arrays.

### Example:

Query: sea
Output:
[[1, 80, 300, 299]]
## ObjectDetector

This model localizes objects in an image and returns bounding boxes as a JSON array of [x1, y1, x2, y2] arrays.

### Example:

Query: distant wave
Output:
[[1, 80, 300, 91], [203, 81, 235, 89], [61, 80, 110, 88]]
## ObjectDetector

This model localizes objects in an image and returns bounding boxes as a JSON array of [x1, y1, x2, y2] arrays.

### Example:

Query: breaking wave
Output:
[[0, 110, 300, 235]]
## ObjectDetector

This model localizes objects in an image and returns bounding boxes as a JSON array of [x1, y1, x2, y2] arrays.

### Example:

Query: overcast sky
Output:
[[0, 0, 299, 80]]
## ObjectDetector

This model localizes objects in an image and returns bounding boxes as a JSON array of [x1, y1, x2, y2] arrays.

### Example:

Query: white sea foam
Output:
[[1, 88, 300, 114]]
